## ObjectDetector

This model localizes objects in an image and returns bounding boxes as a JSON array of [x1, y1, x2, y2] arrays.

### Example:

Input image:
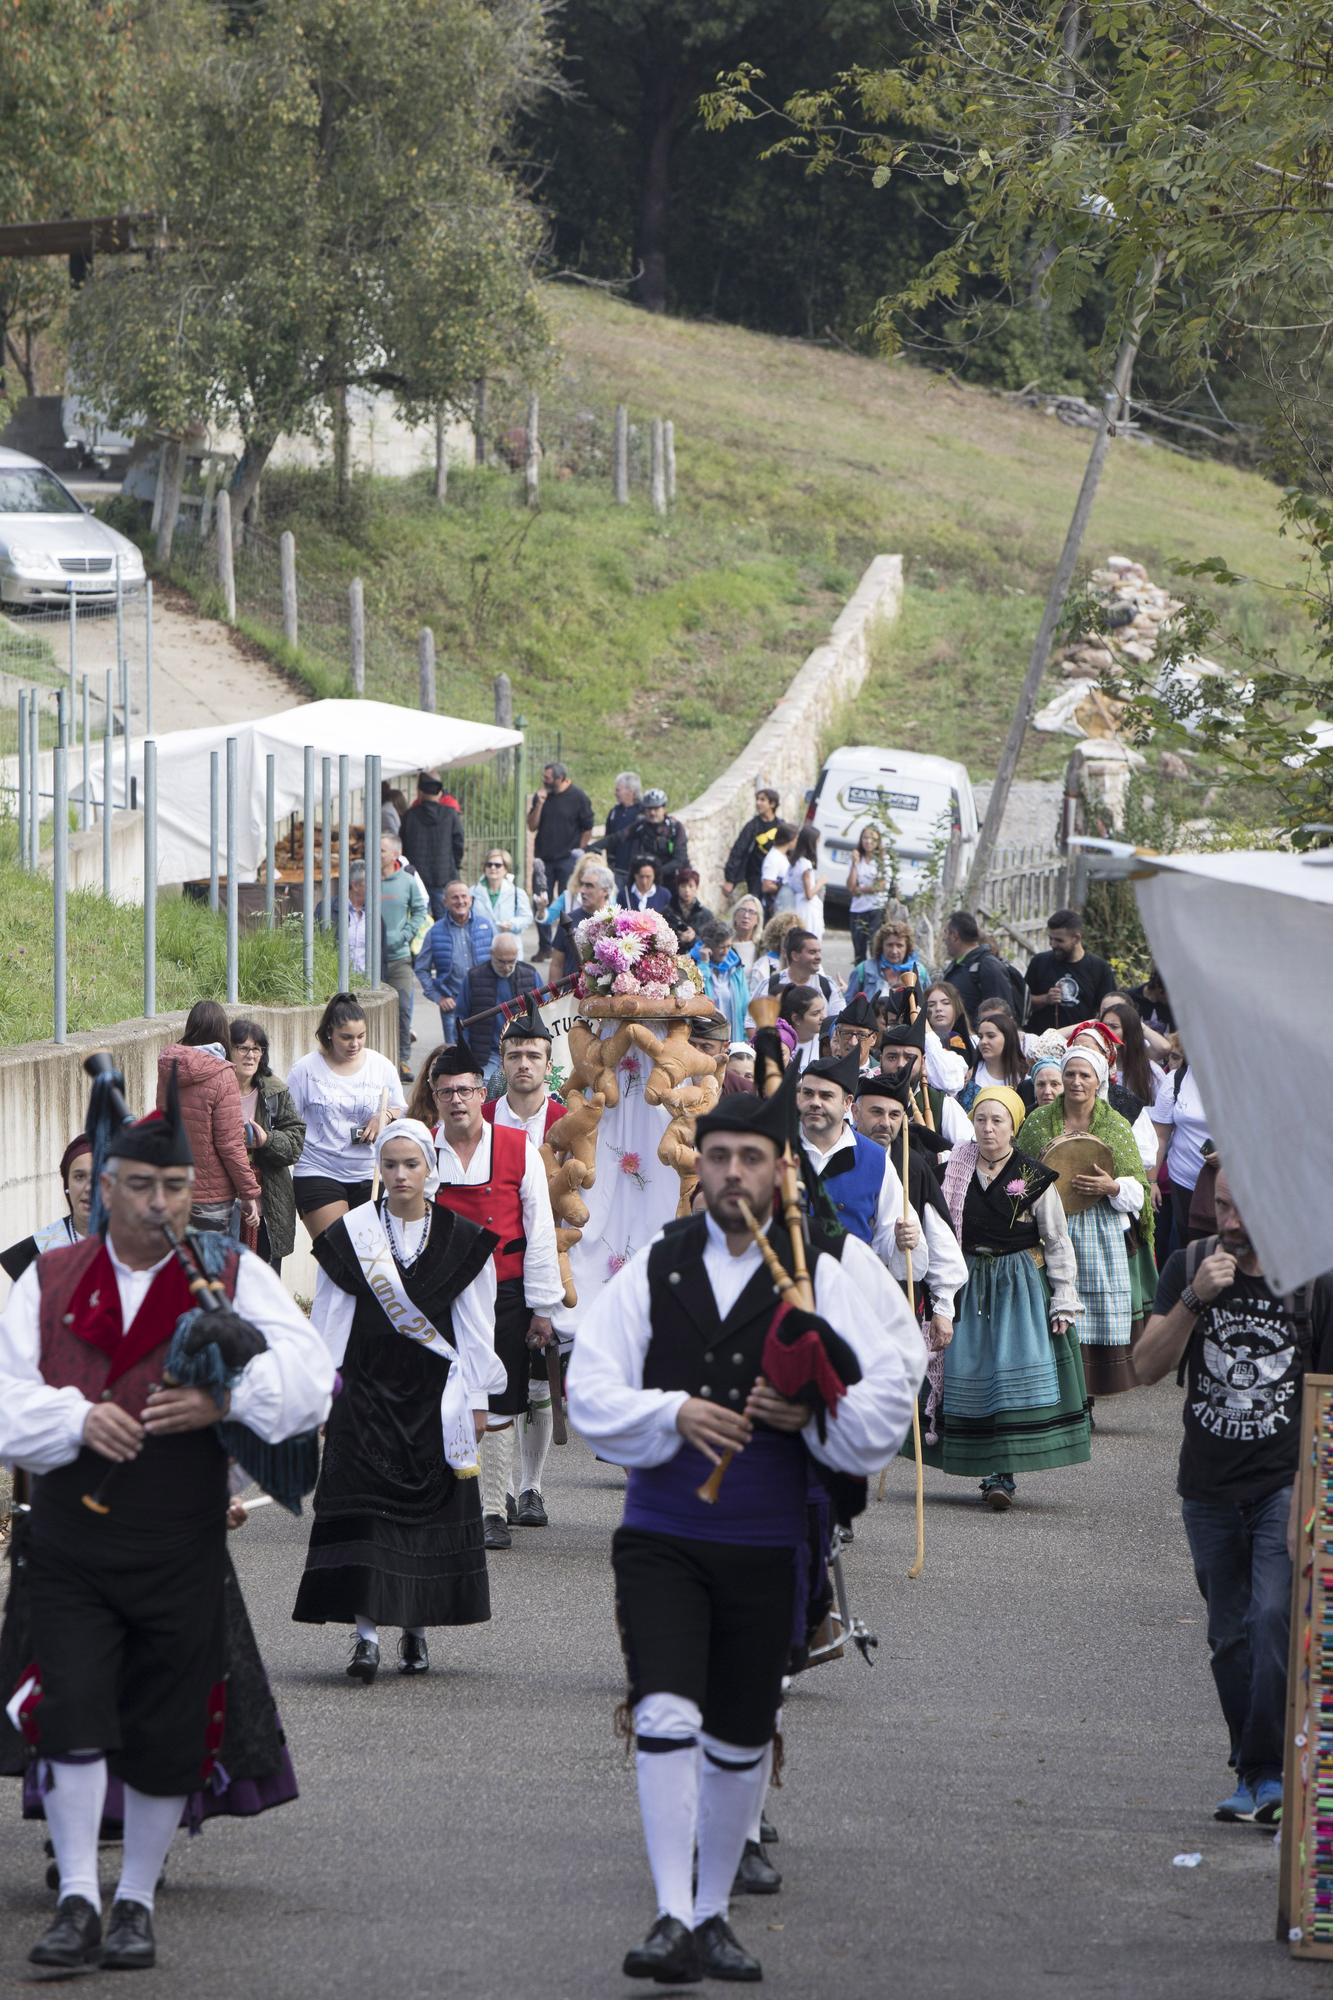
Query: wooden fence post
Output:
[[419, 627, 436, 711], [494, 672, 513, 783], [664, 419, 676, 504], [216, 489, 236, 622], [613, 404, 629, 505], [280, 529, 298, 650], [650, 417, 667, 517], [524, 394, 540, 507], [349, 577, 365, 693]]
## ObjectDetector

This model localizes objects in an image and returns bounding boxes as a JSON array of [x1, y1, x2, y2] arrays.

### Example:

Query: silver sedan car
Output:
[[0, 446, 146, 608]]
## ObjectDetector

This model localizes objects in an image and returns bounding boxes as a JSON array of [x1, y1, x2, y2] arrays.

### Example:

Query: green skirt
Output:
[[914, 1248, 1092, 1479]]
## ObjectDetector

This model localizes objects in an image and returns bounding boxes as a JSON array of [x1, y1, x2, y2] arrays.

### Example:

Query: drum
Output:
[[1040, 1133, 1117, 1214]]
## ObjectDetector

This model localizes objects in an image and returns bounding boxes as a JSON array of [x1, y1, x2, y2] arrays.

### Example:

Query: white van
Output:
[[806, 746, 979, 915]]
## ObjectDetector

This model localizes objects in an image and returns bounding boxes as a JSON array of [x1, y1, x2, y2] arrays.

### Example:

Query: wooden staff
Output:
[[896, 978, 929, 1576], [368, 1086, 389, 1202], [696, 1161, 813, 1504], [902, 1117, 926, 1580]]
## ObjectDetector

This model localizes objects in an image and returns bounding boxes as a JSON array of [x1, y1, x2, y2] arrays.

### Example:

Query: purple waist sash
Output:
[[624, 1427, 808, 1546]]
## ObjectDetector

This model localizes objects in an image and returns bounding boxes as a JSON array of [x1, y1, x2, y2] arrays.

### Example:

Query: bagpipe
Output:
[[79, 1054, 321, 1518]]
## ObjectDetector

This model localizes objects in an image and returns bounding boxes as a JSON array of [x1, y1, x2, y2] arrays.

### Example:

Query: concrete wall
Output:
[[676, 555, 903, 902], [38, 808, 146, 902], [0, 991, 397, 1305]]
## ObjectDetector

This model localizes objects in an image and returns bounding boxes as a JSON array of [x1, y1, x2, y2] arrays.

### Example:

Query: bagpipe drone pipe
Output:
[[80, 1053, 320, 1517]]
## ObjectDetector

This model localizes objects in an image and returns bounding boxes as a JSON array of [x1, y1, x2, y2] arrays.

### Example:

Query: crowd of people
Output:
[[1, 757, 1328, 1983]]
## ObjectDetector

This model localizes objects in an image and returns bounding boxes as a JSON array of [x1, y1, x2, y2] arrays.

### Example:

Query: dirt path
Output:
[[139, 589, 305, 732]]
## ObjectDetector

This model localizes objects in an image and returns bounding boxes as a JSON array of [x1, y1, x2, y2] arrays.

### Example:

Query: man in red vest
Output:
[[0, 1086, 332, 1974], [427, 1037, 563, 1548]]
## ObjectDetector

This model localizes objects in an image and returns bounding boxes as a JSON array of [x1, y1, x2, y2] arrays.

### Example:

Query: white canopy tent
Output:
[[1073, 840, 1333, 1292], [82, 699, 522, 887]]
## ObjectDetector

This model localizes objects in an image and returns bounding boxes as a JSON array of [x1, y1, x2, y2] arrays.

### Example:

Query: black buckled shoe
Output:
[[505, 1491, 519, 1525], [515, 1487, 548, 1527], [398, 1632, 429, 1675], [694, 1914, 762, 1982], [732, 1838, 782, 1895], [102, 1899, 156, 1970], [483, 1513, 512, 1551], [623, 1915, 703, 1984], [346, 1636, 380, 1682], [29, 1896, 103, 1970]]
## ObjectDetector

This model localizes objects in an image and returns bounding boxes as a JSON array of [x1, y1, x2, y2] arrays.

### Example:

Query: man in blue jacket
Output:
[[415, 880, 497, 1047], [458, 932, 540, 1079]]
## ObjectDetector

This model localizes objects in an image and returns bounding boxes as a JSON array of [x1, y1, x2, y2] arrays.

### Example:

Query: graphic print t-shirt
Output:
[[1154, 1249, 1333, 1503]]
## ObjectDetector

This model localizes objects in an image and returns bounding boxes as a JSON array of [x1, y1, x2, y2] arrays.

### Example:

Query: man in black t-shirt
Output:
[[1023, 908, 1115, 1035], [1138, 1166, 1333, 1827], [528, 762, 594, 958]]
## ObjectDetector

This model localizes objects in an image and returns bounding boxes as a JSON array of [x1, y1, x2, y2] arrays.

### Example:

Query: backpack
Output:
[[1175, 1234, 1315, 1384], [996, 956, 1029, 1026]]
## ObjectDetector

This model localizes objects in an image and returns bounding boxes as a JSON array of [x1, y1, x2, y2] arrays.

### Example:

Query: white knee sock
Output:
[[519, 1393, 554, 1497], [355, 1613, 378, 1645], [114, 1785, 185, 1914], [694, 1735, 770, 1925], [634, 1693, 701, 1927], [745, 1740, 775, 1843], [43, 1755, 107, 1909], [480, 1426, 514, 1519]]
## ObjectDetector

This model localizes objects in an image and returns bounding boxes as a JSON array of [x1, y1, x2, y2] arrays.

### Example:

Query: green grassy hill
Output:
[[178, 288, 1304, 808]]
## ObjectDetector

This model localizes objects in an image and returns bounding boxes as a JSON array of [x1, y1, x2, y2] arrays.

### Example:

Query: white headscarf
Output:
[[375, 1117, 441, 1199], [1061, 1043, 1109, 1099]]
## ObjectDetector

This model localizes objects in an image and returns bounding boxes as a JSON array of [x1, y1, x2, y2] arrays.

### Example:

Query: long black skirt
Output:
[[293, 1477, 489, 1629]]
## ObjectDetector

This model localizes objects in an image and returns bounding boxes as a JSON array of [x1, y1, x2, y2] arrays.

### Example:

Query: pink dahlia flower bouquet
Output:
[[573, 906, 705, 1003]]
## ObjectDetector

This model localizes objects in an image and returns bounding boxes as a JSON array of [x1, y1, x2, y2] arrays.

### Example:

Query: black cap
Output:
[[106, 1062, 193, 1169], [431, 1036, 482, 1079], [856, 1072, 950, 1153], [695, 1084, 789, 1151], [802, 1048, 862, 1096], [500, 993, 551, 1045], [835, 994, 876, 1032]]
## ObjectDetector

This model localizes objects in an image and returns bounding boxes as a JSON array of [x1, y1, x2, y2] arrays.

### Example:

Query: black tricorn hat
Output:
[[695, 1077, 791, 1151], [106, 1061, 194, 1169], [878, 1009, 928, 1053], [431, 1035, 483, 1079], [803, 1047, 862, 1096], [835, 993, 876, 1032], [855, 1073, 951, 1153], [500, 992, 551, 1045]]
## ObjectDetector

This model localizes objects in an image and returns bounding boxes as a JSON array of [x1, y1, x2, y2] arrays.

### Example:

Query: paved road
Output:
[[0, 1383, 1312, 1999]]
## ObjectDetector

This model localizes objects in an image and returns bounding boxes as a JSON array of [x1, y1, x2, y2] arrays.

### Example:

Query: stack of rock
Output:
[[1035, 553, 1214, 741]]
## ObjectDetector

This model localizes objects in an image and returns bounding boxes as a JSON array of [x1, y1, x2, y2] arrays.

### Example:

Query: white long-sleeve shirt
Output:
[[800, 1126, 921, 1279], [312, 1246, 500, 1411], [433, 1123, 563, 1314], [923, 1024, 968, 1095], [919, 1201, 968, 1322], [566, 1213, 916, 1477], [0, 1240, 334, 1475]]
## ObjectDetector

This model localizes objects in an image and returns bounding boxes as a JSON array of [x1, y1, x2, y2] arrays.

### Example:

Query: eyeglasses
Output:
[[432, 1082, 480, 1099], [485, 860, 504, 869]]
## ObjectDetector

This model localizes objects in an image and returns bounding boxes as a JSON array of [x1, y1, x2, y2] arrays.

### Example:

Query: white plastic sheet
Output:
[[81, 698, 521, 886], [1134, 849, 1333, 1292]]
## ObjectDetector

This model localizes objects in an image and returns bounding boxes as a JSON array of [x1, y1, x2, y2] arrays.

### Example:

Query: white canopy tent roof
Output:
[[83, 699, 522, 888], [1073, 841, 1333, 1292]]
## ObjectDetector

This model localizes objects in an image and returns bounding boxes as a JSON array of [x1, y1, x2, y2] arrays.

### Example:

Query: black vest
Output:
[[644, 1213, 795, 1411]]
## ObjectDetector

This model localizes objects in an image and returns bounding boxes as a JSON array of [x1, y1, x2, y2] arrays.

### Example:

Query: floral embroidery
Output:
[[616, 1149, 648, 1190]]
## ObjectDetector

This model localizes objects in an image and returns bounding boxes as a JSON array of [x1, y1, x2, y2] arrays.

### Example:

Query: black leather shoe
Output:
[[505, 1491, 519, 1525], [732, 1838, 782, 1895], [623, 1915, 702, 1984], [694, 1915, 762, 1982], [398, 1632, 429, 1674], [759, 1814, 779, 1845], [29, 1896, 102, 1969], [483, 1513, 512, 1550], [346, 1637, 380, 1682], [102, 1899, 156, 1970], [516, 1487, 548, 1527]]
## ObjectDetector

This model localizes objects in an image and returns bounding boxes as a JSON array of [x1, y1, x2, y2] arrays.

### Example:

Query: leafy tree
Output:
[[68, 0, 555, 518], [0, 0, 150, 405]]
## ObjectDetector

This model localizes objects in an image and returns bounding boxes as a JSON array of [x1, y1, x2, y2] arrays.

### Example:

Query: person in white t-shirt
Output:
[[1152, 1055, 1212, 1251], [287, 994, 407, 1240]]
